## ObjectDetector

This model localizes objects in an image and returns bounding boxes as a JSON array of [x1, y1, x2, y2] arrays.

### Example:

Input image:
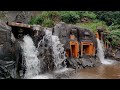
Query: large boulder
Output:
[[0, 20, 16, 78], [105, 48, 120, 61], [53, 22, 98, 54], [115, 50, 120, 60], [53, 22, 70, 50], [0, 20, 12, 60], [0, 20, 22, 78]]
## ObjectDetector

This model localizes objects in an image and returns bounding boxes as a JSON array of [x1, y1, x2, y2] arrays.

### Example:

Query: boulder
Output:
[[115, 50, 120, 59], [53, 22, 70, 50], [0, 20, 20, 78]]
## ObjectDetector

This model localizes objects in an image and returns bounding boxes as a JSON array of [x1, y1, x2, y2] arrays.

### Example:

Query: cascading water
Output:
[[38, 29, 67, 70], [97, 38, 115, 65], [20, 35, 41, 79], [51, 35, 67, 70], [19, 29, 67, 79], [29, 29, 67, 79]]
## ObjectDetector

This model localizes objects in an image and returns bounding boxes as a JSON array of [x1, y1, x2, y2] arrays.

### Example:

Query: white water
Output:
[[19, 29, 67, 79], [52, 35, 67, 69], [31, 74, 53, 79], [20, 35, 41, 79], [38, 29, 67, 70], [54, 68, 69, 73], [97, 38, 114, 65]]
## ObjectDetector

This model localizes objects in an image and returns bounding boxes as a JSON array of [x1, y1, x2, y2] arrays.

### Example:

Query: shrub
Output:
[[29, 15, 44, 25], [47, 11, 60, 19], [42, 18, 54, 27], [60, 11, 80, 24], [82, 11, 97, 20], [77, 21, 108, 32], [29, 11, 61, 26], [106, 30, 120, 47]]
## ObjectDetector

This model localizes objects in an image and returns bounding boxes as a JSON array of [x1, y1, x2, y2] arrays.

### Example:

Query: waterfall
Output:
[[37, 29, 66, 70], [20, 35, 40, 79], [97, 38, 114, 65], [19, 29, 67, 79]]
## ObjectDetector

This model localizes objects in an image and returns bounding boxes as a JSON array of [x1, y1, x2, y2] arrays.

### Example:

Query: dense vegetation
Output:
[[0, 11, 119, 48], [26, 11, 120, 48]]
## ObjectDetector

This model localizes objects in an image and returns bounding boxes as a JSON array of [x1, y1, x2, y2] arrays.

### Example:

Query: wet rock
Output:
[[32, 30, 45, 48], [78, 55, 101, 68], [0, 60, 15, 79], [0, 20, 14, 61], [66, 58, 78, 69], [53, 22, 70, 50], [39, 47, 55, 73], [53, 68, 75, 79], [104, 48, 120, 61], [37, 34, 55, 73], [53, 22, 99, 69], [0, 21, 18, 78], [115, 50, 120, 60], [0, 20, 26, 78]]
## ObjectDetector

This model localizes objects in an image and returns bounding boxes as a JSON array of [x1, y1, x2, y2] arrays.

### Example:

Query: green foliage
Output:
[[76, 21, 108, 32], [42, 18, 54, 27], [29, 15, 44, 25], [29, 11, 59, 27], [106, 30, 120, 47], [94, 11, 120, 26], [108, 25, 120, 31], [59, 11, 80, 24], [82, 11, 97, 20], [28, 11, 120, 48], [47, 11, 60, 20]]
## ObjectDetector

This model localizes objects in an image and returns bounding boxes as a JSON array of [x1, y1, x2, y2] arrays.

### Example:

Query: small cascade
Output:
[[37, 29, 66, 70], [97, 38, 115, 65], [18, 29, 67, 79], [52, 35, 67, 69], [20, 35, 41, 79]]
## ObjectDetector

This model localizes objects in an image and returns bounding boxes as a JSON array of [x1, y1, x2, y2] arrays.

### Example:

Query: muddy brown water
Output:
[[68, 61, 120, 79], [29, 60, 120, 79]]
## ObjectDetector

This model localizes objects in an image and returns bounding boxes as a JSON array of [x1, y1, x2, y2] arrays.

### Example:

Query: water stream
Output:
[[20, 29, 67, 79], [97, 38, 115, 65], [19, 32, 118, 79], [37, 29, 66, 70], [20, 35, 41, 79]]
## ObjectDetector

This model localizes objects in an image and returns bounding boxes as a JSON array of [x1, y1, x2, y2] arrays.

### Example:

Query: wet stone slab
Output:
[[53, 68, 75, 79]]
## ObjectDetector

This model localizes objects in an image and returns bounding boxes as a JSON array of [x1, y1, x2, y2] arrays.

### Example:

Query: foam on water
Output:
[[54, 68, 69, 73], [19, 29, 67, 79], [38, 29, 67, 70], [97, 38, 115, 65], [31, 74, 53, 79], [20, 35, 41, 79]]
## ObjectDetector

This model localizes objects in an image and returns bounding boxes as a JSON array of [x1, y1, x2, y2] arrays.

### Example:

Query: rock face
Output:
[[0, 20, 17, 78], [53, 22, 70, 50], [105, 48, 120, 61], [53, 22, 98, 53], [0, 20, 101, 78], [0, 20, 26, 79], [0, 20, 12, 60], [115, 50, 120, 59], [37, 28, 55, 73], [53, 22, 100, 69]]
